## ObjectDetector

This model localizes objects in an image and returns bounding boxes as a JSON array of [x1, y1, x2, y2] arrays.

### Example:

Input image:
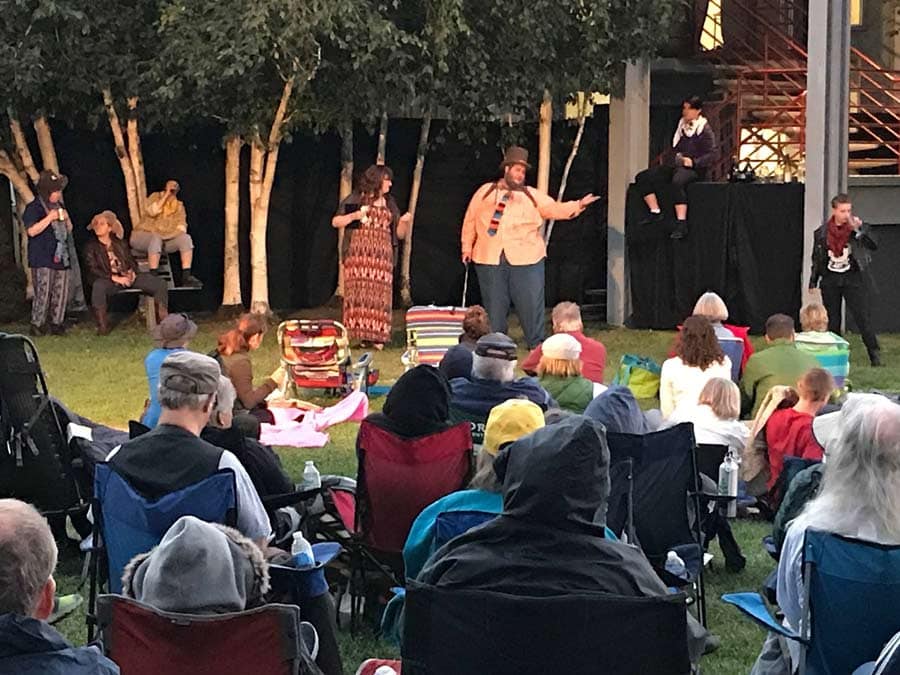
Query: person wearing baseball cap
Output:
[[381, 399, 547, 645], [536, 333, 606, 414], [460, 146, 600, 349], [23, 170, 73, 336], [140, 313, 198, 428], [449, 333, 554, 441], [107, 351, 272, 548]]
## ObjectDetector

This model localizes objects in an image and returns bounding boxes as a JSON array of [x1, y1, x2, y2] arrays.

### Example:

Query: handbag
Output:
[[611, 354, 661, 399]]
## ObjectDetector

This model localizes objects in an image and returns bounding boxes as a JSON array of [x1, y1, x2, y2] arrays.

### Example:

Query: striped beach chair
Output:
[[402, 306, 466, 368]]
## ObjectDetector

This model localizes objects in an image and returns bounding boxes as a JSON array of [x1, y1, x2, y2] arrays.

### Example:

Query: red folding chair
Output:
[[97, 594, 317, 675], [347, 419, 472, 631]]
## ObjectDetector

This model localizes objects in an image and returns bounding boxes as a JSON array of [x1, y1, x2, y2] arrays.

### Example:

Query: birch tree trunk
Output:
[[249, 77, 293, 315], [33, 116, 59, 174], [102, 89, 142, 228], [376, 112, 388, 165], [222, 134, 244, 310], [0, 150, 36, 296], [537, 90, 552, 195], [336, 121, 354, 298], [127, 98, 148, 219], [400, 111, 432, 308], [544, 94, 588, 244], [8, 114, 40, 182]]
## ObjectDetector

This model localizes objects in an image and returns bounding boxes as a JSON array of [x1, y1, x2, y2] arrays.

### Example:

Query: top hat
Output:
[[499, 146, 531, 170]]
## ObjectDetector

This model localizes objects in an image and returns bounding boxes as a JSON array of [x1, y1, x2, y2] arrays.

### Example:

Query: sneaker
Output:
[[639, 211, 665, 227], [670, 219, 689, 240], [181, 273, 203, 289], [49, 594, 83, 624]]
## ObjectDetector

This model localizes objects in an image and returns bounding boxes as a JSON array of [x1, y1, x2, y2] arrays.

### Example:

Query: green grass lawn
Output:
[[6, 308, 899, 674]]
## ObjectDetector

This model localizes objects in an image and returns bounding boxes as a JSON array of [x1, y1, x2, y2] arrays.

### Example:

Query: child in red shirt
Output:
[[764, 368, 834, 491]]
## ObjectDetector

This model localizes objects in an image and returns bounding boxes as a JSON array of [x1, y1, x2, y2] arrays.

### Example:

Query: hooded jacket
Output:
[[585, 386, 652, 435], [367, 365, 454, 438], [538, 374, 594, 413], [418, 416, 664, 597], [0, 613, 119, 675]]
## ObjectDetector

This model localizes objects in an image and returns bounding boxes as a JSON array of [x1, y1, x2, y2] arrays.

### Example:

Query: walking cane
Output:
[[461, 263, 470, 308]]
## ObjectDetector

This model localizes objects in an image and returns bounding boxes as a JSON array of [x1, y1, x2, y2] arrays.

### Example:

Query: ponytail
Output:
[[217, 313, 268, 356]]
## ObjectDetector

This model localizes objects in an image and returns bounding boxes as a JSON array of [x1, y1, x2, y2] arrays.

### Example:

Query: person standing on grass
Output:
[[0, 499, 120, 674], [460, 146, 599, 349]]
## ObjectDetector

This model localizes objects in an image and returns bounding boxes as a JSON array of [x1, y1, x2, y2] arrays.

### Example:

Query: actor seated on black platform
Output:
[[634, 95, 718, 240]]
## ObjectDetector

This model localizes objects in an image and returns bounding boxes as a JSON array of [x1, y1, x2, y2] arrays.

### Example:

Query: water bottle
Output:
[[302, 460, 321, 491], [291, 531, 314, 569], [718, 451, 739, 518], [665, 550, 687, 580]]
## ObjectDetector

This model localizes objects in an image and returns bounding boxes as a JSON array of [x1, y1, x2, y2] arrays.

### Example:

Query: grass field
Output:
[[6, 307, 899, 674]]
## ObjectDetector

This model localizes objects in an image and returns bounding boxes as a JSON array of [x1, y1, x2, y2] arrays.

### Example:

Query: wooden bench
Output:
[[114, 251, 200, 329]]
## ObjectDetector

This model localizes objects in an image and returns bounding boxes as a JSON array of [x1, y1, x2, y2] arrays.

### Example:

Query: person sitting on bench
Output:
[[130, 180, 202, 288], [634, 95, 718, 240], [83, 210, 168, 335]]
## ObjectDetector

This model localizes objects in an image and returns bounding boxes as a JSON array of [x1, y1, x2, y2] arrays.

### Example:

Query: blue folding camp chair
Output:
[[718, 336, 744, 382], [86, 463, 237, 639], [433, 510, 496, 550], [723, 529, 900, 675]]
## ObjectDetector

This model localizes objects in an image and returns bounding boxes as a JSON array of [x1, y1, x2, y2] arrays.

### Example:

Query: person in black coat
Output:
[[809, 193, 881, 367], [634, 95, 718, 240]]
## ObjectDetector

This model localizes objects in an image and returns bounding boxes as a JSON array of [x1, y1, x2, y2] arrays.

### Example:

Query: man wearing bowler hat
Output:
[[460, 146, 599, 349]]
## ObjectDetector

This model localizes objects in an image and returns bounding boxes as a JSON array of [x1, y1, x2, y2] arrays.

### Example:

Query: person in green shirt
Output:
[[740, 314, 820, 418]]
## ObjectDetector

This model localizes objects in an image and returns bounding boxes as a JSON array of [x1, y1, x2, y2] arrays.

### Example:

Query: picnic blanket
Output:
[[260, 391, 369, 448]]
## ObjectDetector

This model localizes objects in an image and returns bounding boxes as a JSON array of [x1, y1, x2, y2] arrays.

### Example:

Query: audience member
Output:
[[141, 313, 197, 428], [756, 394, 900, 672], [418, 415, 708, 663], [449, 333, 555, 420], [740, 314, 819, 417], [585, 385, 655, 434], [202, 376, 293, 500], [521, 302, 606, 382], [660, 316, 732, 419], [122, 515, 269, 614], [83, 210, 168, 335], [763, 368, 833, 491], [0, 499, 119, 674], [215, 313, 286, 433], [438, 305, 491, 381], [107, 352, 272, 548], [130, 179, 202, 287], [536, 333, 605, 413], [367, 365, 454, 438], [664, 378, 749, 453], [795, 302, 850, 391], [691, 291, 754, 372]]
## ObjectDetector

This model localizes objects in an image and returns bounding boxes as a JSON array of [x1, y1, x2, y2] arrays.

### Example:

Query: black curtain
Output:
[[626, 181, 804, 332]]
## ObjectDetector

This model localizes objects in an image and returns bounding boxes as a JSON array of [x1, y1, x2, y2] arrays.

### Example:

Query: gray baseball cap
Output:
[[159, 351, 221, 396]]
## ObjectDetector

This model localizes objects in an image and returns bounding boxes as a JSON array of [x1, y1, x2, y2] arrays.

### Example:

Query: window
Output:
[[851, 0, 863, 27]]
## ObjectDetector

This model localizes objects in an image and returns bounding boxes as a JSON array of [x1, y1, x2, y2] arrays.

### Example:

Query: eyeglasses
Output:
[[488, 193, 511, 237]]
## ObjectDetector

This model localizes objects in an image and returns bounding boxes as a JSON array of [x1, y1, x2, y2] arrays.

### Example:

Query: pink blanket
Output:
[[260, 391, 369, 448]]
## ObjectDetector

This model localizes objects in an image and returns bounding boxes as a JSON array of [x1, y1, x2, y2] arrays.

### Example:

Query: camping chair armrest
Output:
[[262, 487, 324, 511], [692, 491, 736, 503], [721, 593, 805, 642]]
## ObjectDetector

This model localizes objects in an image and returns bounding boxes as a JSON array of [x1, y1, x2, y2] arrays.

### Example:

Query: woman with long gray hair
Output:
[[755, 393, 900, 673]]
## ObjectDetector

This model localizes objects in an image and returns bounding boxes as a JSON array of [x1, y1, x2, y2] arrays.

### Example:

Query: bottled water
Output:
[[291, 531, 314, 569], [302, 460, 321, 491], [665, 550, 687, 579], [718, 451, 739, 518]]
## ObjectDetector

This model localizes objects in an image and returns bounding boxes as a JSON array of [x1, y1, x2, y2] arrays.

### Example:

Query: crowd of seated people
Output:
[[15, 288, 897, 674]]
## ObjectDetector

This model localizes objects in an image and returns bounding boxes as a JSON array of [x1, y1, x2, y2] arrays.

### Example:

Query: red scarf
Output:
[[826, 216, 852, 257]]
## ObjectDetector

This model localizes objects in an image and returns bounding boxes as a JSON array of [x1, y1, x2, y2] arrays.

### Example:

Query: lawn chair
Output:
[[402, 580, 691, 675], [605, 458, 635, 543], [718, 336, 744, 382], [723, 529, 900, 675], [96, 595, 319, 675], [0, 332, 91, 530], [402, 305, 466, 368], [607, 423, 708, 625], [433, 510, 496, 550], [346, 419, 472, 630], [277, 319, 377, 396], [86, 463, 237, 640]]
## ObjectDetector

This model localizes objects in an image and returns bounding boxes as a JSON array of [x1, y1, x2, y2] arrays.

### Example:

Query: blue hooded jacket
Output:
[[584, 386, 652, 435], [0, 613, 119, 674]]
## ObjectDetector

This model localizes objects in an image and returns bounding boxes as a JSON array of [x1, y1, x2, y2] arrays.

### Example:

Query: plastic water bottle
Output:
[[302, 460, 321, 491], [718, 451, 739, 518], [291, 531, 314, 569], [665, 550, 687, 580]]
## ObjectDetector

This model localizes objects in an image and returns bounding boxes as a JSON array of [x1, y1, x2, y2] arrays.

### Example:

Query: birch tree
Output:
[[158, 0, 339, 315]]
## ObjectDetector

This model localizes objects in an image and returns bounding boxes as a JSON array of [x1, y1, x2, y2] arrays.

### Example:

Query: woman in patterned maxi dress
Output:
[[332, 165, 411, 348]]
